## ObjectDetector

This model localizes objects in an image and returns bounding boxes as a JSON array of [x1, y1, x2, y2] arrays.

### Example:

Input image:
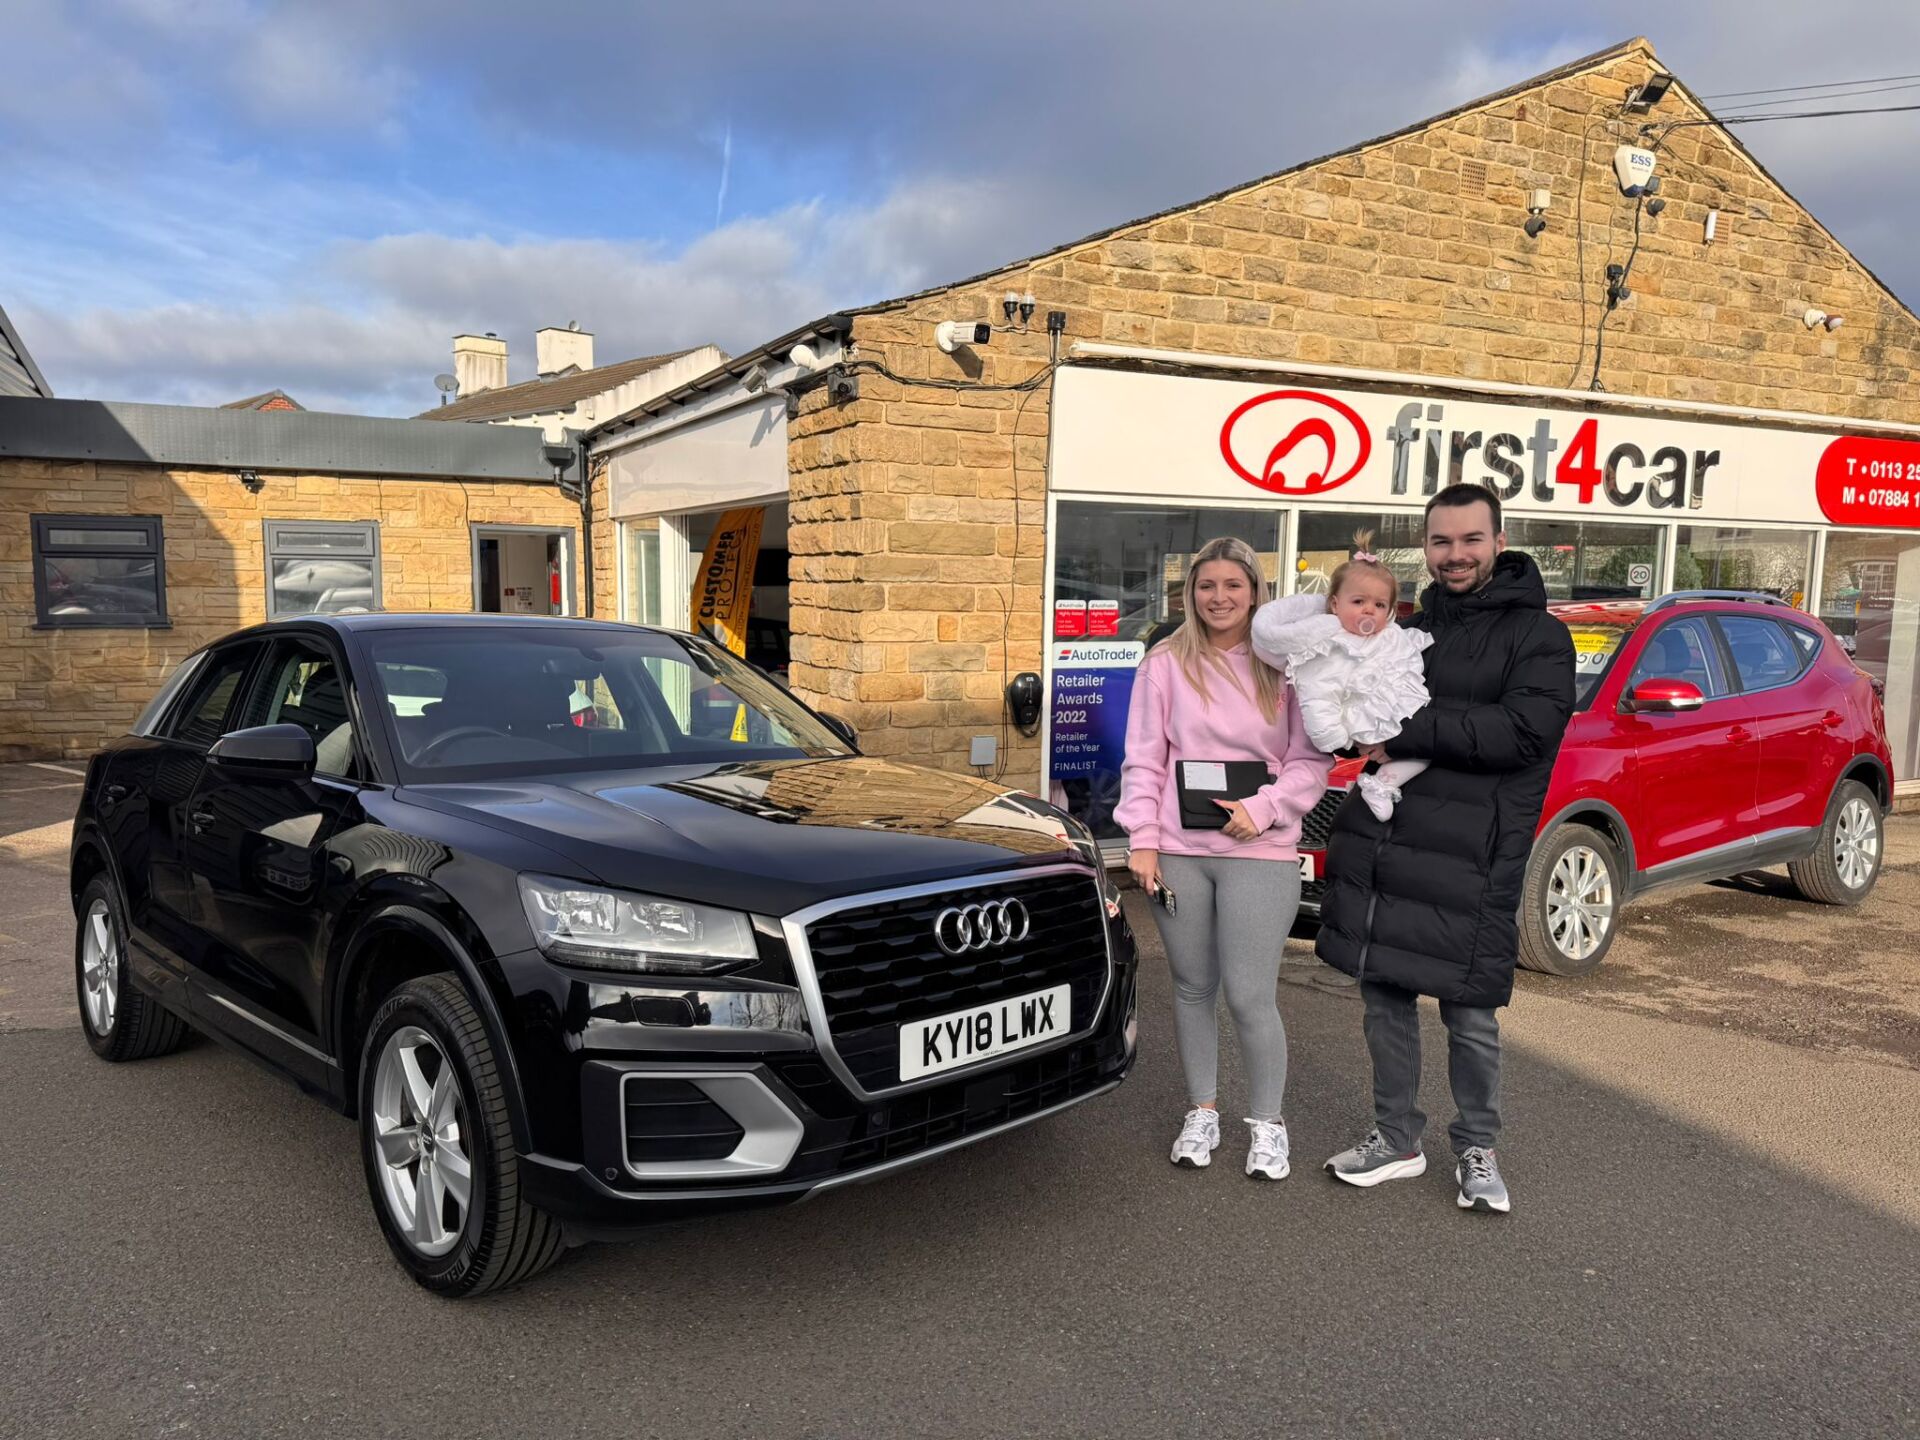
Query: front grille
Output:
[[768, 978, 1134, 1184], [1298, 786, 1346, 851], [802, 871, 1110, 1092], [623, 1077, 745, 1164]]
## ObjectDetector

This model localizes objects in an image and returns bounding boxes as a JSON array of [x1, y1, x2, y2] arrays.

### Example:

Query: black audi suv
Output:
[[69, 615, 1137, 1295]]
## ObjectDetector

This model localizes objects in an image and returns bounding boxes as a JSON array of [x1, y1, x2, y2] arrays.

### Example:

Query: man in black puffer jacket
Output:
[[1317, 483, 1574, 1214]]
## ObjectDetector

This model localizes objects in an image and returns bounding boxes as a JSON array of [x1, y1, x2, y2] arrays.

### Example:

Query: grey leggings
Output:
[[1148, 853, 1302, 1122]]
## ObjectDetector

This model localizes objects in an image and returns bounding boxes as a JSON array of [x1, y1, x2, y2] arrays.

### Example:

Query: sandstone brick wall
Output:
[[785, 39, 1920, 785], [588, 452, 616, 619], [1, 458, 580, 759]]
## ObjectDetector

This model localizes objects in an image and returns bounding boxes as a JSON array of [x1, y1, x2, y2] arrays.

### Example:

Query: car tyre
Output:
[[1519, 824, 1622, 977], [1787, 779, 1883, 906], [358, 974, 567, 1298], [75, 873, 192, 1061]]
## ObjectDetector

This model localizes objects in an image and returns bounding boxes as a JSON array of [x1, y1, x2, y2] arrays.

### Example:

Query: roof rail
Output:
[[1644, 590, 1791, 614]]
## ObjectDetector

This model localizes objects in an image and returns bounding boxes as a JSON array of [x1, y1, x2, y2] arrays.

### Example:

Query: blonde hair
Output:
[[1149, 535, 1283, 723], [1328, 528, 1398, 604]]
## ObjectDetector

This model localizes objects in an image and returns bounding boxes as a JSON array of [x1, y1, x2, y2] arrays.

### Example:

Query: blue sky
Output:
[[5, 1, 1918, 415]]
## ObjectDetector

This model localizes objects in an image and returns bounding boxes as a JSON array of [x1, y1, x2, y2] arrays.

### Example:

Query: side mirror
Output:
[[1623, 678, 1705, 714], [208, 723, 317, 780], [821, 715, 859, 750]]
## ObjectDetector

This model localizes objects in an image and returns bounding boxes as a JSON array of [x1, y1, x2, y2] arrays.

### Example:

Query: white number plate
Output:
[[1300, 854, 1316, 883], [898, 983, 1071, 1081]]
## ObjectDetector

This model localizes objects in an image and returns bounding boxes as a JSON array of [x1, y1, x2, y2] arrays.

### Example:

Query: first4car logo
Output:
[[1219, 390, 1372, 495], [1220, 388, 1725, 511]]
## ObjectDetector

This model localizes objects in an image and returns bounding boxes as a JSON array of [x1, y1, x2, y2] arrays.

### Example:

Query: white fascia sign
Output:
[[1049, 366, 1920, 531]]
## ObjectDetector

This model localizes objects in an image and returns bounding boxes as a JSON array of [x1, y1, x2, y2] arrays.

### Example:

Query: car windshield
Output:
[[363, 626, 850, 779], [1560, 620, 1631, 708]]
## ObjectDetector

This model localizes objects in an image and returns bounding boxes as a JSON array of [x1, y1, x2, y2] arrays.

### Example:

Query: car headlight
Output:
[[518, 874, 757, 976]]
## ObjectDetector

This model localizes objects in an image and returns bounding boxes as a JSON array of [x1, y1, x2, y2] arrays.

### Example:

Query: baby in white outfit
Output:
[[1251, 534, 1433, 821]]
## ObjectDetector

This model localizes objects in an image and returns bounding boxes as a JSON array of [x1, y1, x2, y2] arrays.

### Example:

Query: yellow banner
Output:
[[690, 507, 764, 656]]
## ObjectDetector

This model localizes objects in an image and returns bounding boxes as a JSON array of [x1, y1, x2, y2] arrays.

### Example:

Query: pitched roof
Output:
[[222, 389, 305, 411], [418, 350, 700, 422], [0, 303, 53, 399]]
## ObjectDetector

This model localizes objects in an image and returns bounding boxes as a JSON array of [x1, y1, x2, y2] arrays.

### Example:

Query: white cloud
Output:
[[16, 176, 1028, 414]]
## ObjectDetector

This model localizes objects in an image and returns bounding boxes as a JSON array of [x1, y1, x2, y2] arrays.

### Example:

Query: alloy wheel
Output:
[[370, 1025, 473, 1258], [1546, 844, 1614, 963], [1834, 797, 1880, 892], [79, 898, 119, 1036]]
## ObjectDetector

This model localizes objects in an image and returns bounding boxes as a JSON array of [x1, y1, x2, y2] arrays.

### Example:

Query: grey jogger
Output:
[[1359, 978, 1502, 1155], [1148, 853, 1302, 1122]]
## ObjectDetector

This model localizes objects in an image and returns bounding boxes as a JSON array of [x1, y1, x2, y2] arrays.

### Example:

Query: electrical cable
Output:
[[1697, 71, 1920, 101], [840, 356, 1053, 395], [1713, 78, 1920, 111], [1646, 102, 1920, 145], [1589, 194, 1648, 392], [1565, 116, 1628, 388], [994, 363, 1057, 783]]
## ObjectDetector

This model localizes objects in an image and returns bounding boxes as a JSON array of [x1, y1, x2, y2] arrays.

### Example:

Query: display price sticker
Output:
[[1566, 627, 1623, 673], [1816, 436, 1920, 529]]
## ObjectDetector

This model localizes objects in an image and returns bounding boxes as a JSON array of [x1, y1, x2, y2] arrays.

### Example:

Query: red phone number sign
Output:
[[1817, 436, 1920, 528]]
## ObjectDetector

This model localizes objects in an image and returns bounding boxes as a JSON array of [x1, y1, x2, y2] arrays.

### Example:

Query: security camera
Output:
[[741, 362, 770, 393], [935, 320, 993, 354], [787, 342, 823, 372], [1804, 309, 1846, 332], [1613, 144, 1656, 196], [1524, 215, 1547, 238]]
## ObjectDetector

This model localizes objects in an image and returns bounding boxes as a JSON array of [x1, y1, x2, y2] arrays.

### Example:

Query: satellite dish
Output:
[[434, 373, 458, 394]]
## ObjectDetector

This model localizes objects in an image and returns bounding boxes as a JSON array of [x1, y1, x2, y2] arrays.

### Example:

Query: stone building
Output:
[[0, 399, 581, 759], [592, 37, 1920, 837]]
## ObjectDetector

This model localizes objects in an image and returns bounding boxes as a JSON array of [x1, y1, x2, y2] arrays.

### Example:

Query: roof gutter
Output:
[[1067, 341, 1920, 440], [587, 313, 854, 447]]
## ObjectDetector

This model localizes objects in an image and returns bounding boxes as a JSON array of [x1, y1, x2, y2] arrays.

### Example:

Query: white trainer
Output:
[[1170, 1107, 1221, 1168], [1244, 1118, 1291, 1180]]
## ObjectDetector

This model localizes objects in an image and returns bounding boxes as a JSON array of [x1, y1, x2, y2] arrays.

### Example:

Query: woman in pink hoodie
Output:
[[1117, 536, 1331, 1180]]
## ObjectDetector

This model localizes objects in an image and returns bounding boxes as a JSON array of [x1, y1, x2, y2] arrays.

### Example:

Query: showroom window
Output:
[[30, 514, 168, 628], [1502, 517, 1663, 602], [1049, 502, 1283, 843], [1053, 502, 1282, 644], [264, 520, 381, 619], [1295, 511, 1427, 608], [1673, 526, 1815, 607], [1819, 530, 1920, 783], [620, 520, 664, 625]]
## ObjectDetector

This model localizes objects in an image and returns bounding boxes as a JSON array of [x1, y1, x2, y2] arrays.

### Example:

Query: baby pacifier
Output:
[[1357, 617, 1377, 636]]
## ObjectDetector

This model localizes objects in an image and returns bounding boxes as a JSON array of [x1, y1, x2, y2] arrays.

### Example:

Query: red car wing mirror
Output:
[[1624, 677, 1706, 714]]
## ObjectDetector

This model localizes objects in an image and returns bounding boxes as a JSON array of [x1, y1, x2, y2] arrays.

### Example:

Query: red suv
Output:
[[1299, 591, 1894, 975]]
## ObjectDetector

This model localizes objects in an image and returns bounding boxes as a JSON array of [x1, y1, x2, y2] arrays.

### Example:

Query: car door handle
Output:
[[189, 808, 217, 829], [1727, 726, 1754, 745], [1822, 710, 1845, 729], [104, 783, 129, 803]]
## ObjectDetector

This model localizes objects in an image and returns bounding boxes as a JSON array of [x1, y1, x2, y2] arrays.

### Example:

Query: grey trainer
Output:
[[1324, 1128, 1427, 1187], [1456, 1146, 1511, 1213]]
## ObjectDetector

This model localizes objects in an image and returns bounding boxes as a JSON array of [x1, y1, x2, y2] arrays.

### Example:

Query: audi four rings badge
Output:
[[934, 899, 1032, 955]]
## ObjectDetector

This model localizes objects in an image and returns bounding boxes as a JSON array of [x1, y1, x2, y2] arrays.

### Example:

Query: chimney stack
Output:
[[452, 332, 508, 396], [536, 322, 594, 378]]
